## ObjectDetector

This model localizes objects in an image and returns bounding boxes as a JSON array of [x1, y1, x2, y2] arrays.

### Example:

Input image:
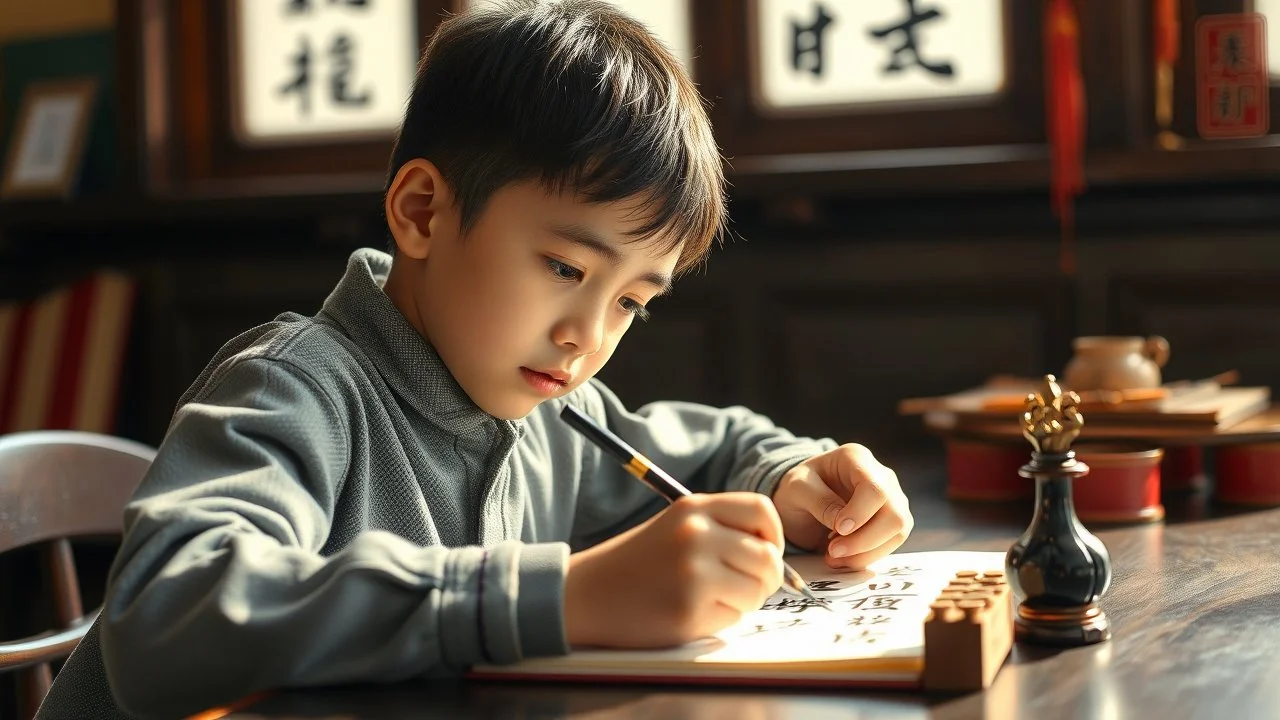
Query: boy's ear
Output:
[[385, 159, 454, 260]]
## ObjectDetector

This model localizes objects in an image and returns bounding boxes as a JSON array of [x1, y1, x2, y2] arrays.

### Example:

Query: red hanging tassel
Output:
[[1153, 0, 1181, 147], [1154, 0, 1181, 66], [1046, 0, 1086, 275]]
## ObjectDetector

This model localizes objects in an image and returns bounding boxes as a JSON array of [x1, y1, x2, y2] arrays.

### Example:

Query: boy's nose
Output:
[[553, 306, 606, 355]]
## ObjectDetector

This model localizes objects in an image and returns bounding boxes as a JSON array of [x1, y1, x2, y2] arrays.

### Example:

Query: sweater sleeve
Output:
[[99, 358, 567, 719], [567, 379, 837, 548]]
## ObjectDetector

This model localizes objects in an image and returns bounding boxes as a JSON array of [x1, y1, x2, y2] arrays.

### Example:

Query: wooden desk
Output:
[[222, 452, 1280, 720]]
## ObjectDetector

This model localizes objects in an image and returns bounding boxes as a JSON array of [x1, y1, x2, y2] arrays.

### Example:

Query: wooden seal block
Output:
[[922, 570, 1014, 692]]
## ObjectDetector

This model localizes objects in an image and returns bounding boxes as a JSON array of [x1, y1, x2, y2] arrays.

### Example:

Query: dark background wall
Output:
[[5, 183, 1279, 458], [3, 0, 1276, 457]]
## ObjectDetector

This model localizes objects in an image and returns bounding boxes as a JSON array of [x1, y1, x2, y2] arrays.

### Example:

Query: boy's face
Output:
[[387, 176, 681, 420]]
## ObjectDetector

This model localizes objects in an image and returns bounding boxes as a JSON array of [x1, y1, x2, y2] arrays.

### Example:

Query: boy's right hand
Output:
[[563, 493, 785, 649]]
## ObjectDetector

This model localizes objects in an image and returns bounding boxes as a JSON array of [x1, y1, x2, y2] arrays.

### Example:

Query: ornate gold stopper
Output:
[[1021, 374, 1084, 454]]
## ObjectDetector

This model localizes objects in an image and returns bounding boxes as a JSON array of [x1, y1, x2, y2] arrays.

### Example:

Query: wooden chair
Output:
[[0, 431, 155, 719]]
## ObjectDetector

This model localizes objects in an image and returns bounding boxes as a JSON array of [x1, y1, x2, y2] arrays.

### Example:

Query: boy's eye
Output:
[[619, 297, 651, 322], [545, 257, 583, 282]]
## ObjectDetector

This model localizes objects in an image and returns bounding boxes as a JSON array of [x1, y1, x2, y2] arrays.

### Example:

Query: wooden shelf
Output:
[[0, 189, 383, 235], [1090, 138, 1280, 186], [728, 144, 1052, 198], [729, 136, 1280, 199]]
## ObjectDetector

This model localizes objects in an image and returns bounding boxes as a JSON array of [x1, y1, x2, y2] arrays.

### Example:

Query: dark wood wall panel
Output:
[[758, 286, 1071, 449], [124, 254, 351, 442], [10, 229, 1280, 457], [1109, 274, 1280, 392], [589, 235, 1076, 452]]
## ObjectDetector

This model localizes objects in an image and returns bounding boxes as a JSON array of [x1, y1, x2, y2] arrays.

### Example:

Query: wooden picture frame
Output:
[[691, 0, 1046, 197], [117, 0, 452, 197], [226, 0, 423, 148], [1, 78, 98, 199]]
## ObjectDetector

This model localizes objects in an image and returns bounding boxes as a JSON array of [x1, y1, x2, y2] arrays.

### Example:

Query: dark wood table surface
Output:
[[222, 448, 1280, 720]]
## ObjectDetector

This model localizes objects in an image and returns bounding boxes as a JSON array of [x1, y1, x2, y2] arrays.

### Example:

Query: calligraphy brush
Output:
[[560, 404, 825, 605]]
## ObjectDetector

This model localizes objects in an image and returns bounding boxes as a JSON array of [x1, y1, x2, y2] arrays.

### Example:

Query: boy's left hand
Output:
[[770, 444, 913, 570]]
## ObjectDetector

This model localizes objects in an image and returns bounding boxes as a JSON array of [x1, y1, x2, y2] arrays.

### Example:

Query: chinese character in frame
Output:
[[753, 0, 1004, 113], [230, 0, 419, 145]]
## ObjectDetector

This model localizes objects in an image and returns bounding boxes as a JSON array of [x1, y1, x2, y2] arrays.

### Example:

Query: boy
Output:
[[38, 1, 912, 717]]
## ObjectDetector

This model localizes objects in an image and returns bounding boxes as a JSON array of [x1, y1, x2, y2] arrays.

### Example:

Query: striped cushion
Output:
[[0, 273, 136, 434]]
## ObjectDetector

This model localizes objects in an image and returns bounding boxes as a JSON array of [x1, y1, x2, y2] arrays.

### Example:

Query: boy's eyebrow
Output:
[[547, 223, 674, 295]]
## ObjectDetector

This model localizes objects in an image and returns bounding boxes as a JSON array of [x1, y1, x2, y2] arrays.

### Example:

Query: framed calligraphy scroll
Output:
[[117, 0, 451, 196], [229, 0, 422, 147], [693, 0, 1047, 196]]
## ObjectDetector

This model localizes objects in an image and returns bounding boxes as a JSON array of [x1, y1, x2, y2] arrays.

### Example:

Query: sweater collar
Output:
[[319, 248, 521, 439]]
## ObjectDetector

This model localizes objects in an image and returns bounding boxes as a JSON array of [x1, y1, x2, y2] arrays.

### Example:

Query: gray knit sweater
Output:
[[36, 248, 835, 719]]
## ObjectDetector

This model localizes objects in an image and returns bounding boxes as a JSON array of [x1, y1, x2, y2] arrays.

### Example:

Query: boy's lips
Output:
[[520, 367, 571, 395], [531, 367, 572, 383]]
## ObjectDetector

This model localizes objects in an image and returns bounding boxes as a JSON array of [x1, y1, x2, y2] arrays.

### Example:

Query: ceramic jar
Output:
[[1062, 336, 1170, 391]]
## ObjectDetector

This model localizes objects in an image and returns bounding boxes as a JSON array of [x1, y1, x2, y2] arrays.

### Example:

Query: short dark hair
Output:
[[386, 0, 726, 274]]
